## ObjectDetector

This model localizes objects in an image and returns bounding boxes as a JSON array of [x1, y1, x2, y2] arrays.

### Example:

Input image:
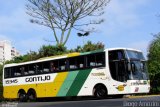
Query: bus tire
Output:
[[18, 90, 27, 102], [114, 94, 124, 98], [93, 84, 107, 99], [27, 89, 37, 102]]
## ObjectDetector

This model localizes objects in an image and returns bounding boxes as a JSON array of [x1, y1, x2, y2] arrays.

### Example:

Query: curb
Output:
[[127, 95, 160, 99]]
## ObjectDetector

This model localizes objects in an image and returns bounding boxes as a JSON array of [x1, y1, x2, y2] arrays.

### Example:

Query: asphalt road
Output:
[[1, 96, 160, 107]]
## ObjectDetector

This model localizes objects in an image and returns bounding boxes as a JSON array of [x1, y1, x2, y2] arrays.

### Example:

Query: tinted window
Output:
[[4, 52, 106, 78], [86, 52, 105, 68], [50, 60, 59, 72], [69, 58, 77, 70], [126, 50, 145, 60], [14, 66, 22, 76], [36, 63, 43, 74], [28, 64, 35, 75], [86, 54, 96, 67], [59, 59, 67, 71], [109, 50, 124, 61], [43, 61, 50, 73], [77, 56, 85, 69], [21, 66, 28, 75], [4, 68, 11, 78], [109, 50, 127, 82], [11, 67, 16, 77], [95, 53, 105, 66]]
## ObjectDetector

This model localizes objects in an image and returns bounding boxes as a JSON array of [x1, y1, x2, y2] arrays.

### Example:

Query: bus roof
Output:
[[107, 47, 142, 52]]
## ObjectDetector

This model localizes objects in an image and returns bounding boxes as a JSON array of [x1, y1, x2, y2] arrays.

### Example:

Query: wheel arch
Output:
[[27, 88, 37, 101], [93, 83, 108, 96], [18, 89, 26, 93], [17, 89, 26, 97], [27, 88, 37, 95]]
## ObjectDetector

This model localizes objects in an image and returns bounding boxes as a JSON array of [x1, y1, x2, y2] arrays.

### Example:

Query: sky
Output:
[[0, 0, 160, 58]]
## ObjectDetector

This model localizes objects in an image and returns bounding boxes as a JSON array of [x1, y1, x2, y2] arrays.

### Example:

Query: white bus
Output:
[[3, 48, 150, 101]]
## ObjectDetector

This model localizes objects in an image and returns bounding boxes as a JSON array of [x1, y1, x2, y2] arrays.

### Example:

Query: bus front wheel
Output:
[[93, 84, 107, 99]]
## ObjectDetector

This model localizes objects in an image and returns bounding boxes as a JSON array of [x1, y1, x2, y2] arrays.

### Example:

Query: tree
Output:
[[148, 33, 160, 93], [26, 0, 110, 46], [72, 41, 104, 52], [39, 45, 67, 57]]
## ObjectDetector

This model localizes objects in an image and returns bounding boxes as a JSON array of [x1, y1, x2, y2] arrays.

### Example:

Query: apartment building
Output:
[[0, 40, 20, 64]]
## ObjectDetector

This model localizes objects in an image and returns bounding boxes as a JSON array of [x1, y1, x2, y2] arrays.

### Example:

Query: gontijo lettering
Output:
[[25, 75, 51, 82]]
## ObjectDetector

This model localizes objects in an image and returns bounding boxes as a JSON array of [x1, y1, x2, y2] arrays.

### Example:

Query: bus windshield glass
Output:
[[126, 50, 149, 80], [126, 50, 145, 60]]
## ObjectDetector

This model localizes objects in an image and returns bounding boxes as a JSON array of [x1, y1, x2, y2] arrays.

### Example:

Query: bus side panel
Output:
[[45, 72, 68, 97], [57, 70, 79, 96], [65, 69, 92, 96], [77, 68, 108, 96], [3, 84, 36, 99]]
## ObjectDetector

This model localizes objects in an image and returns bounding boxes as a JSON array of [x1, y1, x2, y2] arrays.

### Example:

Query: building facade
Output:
[[0, 40, 20, 64]]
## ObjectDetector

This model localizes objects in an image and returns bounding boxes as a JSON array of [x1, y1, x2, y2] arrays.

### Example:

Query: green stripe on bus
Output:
[[80, 49, 103, 55], [57, 71, 79, 96], [66, 69, 92, 96]]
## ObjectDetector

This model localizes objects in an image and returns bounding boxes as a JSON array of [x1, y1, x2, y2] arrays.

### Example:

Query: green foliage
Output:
[[82, 41, 104, 52], [39, 45, 67, 58], [148, 33, 160, 94], [71, 41, 104, 52]]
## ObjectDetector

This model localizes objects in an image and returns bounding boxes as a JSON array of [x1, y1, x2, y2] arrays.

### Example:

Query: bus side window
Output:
[[11, 67, 15, 77], [43, 61, 50, 73], [37, 63, 43, 74], [77, 56, 85, 69], [95, 53, 105, 67], [28, 64, 35, 75], [4, 68, 11, 78], [20, 66, 28, 75], [59, 59, 67, 71], [86, 54, 96, 67], [14, 66, 22, 76], [50, 60, 59, 72], [23, 66, 29, 75], [69, 57, 77, 70]]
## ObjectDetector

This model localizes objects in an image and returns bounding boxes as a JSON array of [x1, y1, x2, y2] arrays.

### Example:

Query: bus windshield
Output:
[[126, 50, 145, 60], [126, 50, 149, 80]]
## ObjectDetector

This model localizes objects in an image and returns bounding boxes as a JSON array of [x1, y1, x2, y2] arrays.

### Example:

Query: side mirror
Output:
[[128, 63, 131, 72], [128, 63, 135, 72], [131, 63, 136, 72]]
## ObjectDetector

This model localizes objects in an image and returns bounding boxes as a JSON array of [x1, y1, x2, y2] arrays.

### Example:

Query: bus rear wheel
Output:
[[93, 85, 107, 99], [18, 91, 27, 102], [27, 89, 37, 102]]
